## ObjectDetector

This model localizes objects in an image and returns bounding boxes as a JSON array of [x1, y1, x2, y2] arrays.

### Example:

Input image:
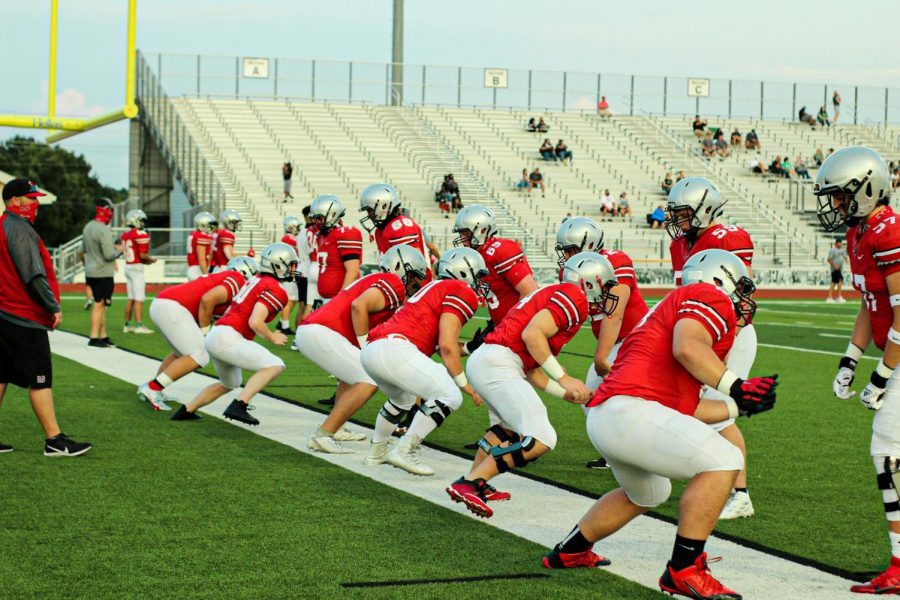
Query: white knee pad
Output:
[[874, 455, 900, 521], [621, 474, 673, 508]]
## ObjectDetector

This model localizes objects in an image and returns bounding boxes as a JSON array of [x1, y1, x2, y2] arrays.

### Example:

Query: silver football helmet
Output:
[[452, 205, 498, 249], [226, 256, 259, 281], [380, 245, 429, 296], [221, 209, 242, 232], [193, 211, 217, 234], [310, 194, 345, 233], [436, 247, 490, 297], [555, 217, 604, 267], [283, 215, 302, 235], [665, 177, 726, 240], [259, 242, 299, 281], [561, 252, 618, 316], [682, 249, 756, 322], [359, 183, 402, 233], [815, 146, 891, 232], [125, 209, 148, 230]]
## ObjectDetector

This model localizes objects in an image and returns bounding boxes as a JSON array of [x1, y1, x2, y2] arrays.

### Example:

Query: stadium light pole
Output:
[[391, 0, 403, 106]]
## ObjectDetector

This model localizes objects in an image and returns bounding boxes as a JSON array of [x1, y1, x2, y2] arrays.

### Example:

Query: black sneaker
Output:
[[281, 327, 295, 335], [101, 337, 116, 347], [44, 433, 92, 457], [586, 457, 609, 469], [171, 405, 202, 421], [317, 394, 335, 406], [0, 442, 13, 453], [223, 399, 259, 426], [88, 338, 107, 347]]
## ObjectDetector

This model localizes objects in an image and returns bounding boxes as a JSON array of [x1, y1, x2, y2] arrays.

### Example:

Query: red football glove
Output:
[[729, 374, 778, 417]]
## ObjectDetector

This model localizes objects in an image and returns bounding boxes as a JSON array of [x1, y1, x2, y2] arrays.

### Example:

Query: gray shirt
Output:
[[827, 246, 845, 270], [82, 219, 119, 278], [0, 211, 60, 329]]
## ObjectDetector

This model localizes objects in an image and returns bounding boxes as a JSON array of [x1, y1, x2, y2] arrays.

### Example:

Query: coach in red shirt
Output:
[[0, 179, 91, 456]]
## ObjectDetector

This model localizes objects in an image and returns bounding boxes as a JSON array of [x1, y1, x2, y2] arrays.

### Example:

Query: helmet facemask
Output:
[[555, 244, 579, 268], [715, 266, 757, 325], [815, 182, 871, 232]]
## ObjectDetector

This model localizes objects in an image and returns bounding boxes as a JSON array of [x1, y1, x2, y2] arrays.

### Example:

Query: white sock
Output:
[[406, 412, 437, 441], [890, 530, 900, 560], [281, 319, 289, 328], [372, 414, 396, 444], [157, 373, 174, 387]]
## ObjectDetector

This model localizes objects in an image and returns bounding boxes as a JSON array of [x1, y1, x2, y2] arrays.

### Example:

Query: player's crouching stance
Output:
[[445, 253, 613, 517], [140, 256, 258, 413], [361, 247, 487, 475], [179, 243, 297, 425], [297, 245, 428, 453], [817, 147, 900, 595], [543, 250, 778, 600]]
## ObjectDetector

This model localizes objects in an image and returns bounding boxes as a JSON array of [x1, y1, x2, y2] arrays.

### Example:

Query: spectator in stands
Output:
[[813, 147, 825, 166], [540, 139, 557, 162], [714, 130, 731, 158], [516, 168, 529, 190], [700, 131, 716, 158], [892, 165, 900, 190], [597, 96, 612, 119], [827, 147, 835, 158], [730, 127, 742, 147], [692, 115, 707, 138], [617, 192, 632, 220], [745, 128, 760, 151], [826, 239, 846, 303], [817, 105, 831, 127], [435, 183, 450, 218], [537, 117, 549, 133], [599, 189, 616, 221], [282, 162, 294, 202], [648, 204, 666, 229], [769, 155, 785, 177], [526, 117, 537, 132], [798, 106, 816, 128], [661, 172, 674, 194], [749, 154, 766, 174], [795, 156, 811, 179], [781, 156, 797, 179], [676, 169, 687, 182], [832, 90, 842, 124], [555, 140, 573, 165], [441, 174, 462, 211], [528, 168, 545, 197]]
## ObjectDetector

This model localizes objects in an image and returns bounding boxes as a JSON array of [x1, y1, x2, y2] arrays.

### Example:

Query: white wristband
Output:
[[357, 334, 368, 347], [716, 370, 739, 396], [452, 372, 468, 388], [200, 325, 211, 335], [541, 356, 566, 381], [723, 398, 740, 419], [543, 379, 566, 398], [888, 329, 900, 346], [845, 342, 864, 361], [876, 359, 895, 380], [890, 295, 900, 307]]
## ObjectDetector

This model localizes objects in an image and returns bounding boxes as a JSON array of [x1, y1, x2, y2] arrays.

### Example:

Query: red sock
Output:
[[148, 380, 164, 392]]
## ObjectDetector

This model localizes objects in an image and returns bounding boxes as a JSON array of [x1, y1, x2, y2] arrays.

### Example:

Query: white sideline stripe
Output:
[[819, 333, 851, 339], [758, 342, 878, 361], [49, 329, 860, 599]]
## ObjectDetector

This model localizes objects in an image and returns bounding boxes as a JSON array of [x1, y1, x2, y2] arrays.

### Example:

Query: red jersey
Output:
[[121, 228, 150, 266], [187, 231, 213, 267], [375, 215, 433, 283], [303, 272, 406, 347], [281, 233, 298, 252], [217, 274, 288, 340], [587, 283, 737, 415], [590, 249, 649, 343], [669, 224, 754, 285], [369, 279, 478, 356], [484, 283, 588, 372], [847, 206, 900, 350], [479, 237, 534, 323], [211, 228, 235, 268], [0, 213, 61, 329], [316, 225, 364, 298], [157, 270, 245, 322]]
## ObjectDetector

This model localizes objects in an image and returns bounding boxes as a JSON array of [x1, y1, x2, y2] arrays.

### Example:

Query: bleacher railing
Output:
[[145, 52, 900, 126]]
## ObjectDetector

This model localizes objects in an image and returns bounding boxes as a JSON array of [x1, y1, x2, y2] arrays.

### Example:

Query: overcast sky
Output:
[[2, 0, 898, 189]]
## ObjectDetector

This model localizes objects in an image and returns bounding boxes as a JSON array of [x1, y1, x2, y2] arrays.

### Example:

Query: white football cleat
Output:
[[387, 434, 434, 476], [307, 434, 353, 454], [719, 491, 754, 520], [122, 324, 134, 333], [825, 297, 835, 303], [836, 296, 847, 303], [333, 427, 367, 442], [132, 325, 154, 334], [364, 440, 391, 465], [137, 383, 172, 411]]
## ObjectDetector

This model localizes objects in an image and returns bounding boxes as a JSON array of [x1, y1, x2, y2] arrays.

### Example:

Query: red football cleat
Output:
[[478, 480, 511, 502], [658, 553, 741, 600], [851, 558, 900, 594], [446, 478, 493, 518], [542, 547, 611, 569]]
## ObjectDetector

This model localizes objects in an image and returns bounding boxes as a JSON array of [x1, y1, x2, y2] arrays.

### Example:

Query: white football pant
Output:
[[124, 264, 146, 302], [295, 324, 375, 386], [360, 337, 459, 411], [204, 325, 285, 389], [149, 298, 209, 366]]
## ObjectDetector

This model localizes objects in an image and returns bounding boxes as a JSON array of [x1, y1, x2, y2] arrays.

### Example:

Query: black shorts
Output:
[[296, 275, 308, 304], [0, 317, 52, 389], [831, 270, 844, 284], [86, 276, 114, 305]]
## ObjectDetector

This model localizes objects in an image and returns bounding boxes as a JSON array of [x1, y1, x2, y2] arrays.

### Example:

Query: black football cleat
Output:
[[223, 400, 259, 426], [171, 405, 202, 421]]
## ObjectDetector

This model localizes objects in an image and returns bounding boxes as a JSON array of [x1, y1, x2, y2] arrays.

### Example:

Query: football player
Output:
[[187, 212, 216, 280], [210, 210, 243, 273], [543, 249, 777, 600], [179, 243, 296, 426], [121, 209, 156, 334], [818, 146, 900, 595], [298, 245, 428, 453], [139, 256, 258, 413], [446, 253, 615, 518], [666, 177, 758, 520], [300, 205, 321, 318], [278, 215, 304, 335], [311, 194, 363, 301], [359, 182, 433, 282], [361, 247, 487, 475]]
